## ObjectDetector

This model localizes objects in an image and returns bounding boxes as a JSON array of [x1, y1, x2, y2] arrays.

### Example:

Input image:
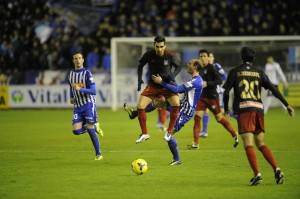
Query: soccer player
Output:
[[125, 59, 205, 165], [223, 47, 295, 186], [135, 36, 182, 143], [189, 49, 238, 149], [264, 56, 289, 114], [67, 51, 103, 160], [199, 52, 227, 138]]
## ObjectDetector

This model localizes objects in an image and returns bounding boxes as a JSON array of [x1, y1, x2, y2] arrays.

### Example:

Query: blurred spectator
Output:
[[101, 47, 111, 84], [86, 46, 100, 70]]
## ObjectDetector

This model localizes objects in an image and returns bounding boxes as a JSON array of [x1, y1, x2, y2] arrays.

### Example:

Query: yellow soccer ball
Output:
[[132, 159, 148, 175]]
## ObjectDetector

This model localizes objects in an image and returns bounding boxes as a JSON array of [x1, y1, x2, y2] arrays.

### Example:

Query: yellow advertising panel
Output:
[[0, 85, 9, 109]]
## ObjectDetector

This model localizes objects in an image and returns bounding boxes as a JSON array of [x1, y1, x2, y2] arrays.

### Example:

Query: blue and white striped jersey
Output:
[[68, 68, 96, 111], [214, 62, 227, 94], [162, 75, 203, 117]]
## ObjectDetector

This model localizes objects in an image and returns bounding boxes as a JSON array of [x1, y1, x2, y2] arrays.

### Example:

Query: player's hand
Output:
[[152, 74, 163, 84], [137, 79, 144, 91], [70, 98, 76, 104], [72, 83, 81, 91], [287, 105, 295, 117], [203, 81, 207, 88]]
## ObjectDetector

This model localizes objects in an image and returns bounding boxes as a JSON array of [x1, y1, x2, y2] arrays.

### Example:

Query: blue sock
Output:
[[87, 127, 101, 156], [168, 137, 180, 161], [145, 102, 157, 113], [72, 126, 87, 135], [229, 111, 238, 120], [202, 113, 209, 133]]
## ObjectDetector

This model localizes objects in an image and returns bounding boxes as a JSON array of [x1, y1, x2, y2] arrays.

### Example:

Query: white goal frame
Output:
[[111, 36, 300, 111]]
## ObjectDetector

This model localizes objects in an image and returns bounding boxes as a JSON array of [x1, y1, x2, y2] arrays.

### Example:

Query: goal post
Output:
[[111, 36, 300, 111]]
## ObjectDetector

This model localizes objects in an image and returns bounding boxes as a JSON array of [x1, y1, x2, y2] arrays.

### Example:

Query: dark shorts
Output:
[[238, 112, 265, 134], [195, 98, 221, 114], [141, 85, 178, 100]]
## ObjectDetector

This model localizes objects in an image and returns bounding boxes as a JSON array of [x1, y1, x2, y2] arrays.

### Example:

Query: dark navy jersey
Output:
[[223, 63, 288, 114], [67, 68, 96, 111], [138, 50, 182, 88], [199, 63, 222, 99]]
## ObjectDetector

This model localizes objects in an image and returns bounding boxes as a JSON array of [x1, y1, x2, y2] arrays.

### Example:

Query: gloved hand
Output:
[[137, 79, 144, 91]]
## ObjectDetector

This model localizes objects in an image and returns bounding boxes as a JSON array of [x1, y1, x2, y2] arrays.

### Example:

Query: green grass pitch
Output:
[[0, 108, 299, 199]]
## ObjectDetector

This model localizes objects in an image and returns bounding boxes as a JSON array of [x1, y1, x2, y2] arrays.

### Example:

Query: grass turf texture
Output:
[[0, 108, 299, 199]]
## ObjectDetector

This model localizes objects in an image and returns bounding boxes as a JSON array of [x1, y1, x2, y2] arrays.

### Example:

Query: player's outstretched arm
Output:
[[152, 74, 187, 93]]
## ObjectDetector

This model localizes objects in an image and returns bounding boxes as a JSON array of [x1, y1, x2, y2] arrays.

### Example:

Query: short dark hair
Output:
[[154, 36, 166, 44], [198, 49, 210, 56], [72, 50, 84, 58], [241, 47, 255, 62]]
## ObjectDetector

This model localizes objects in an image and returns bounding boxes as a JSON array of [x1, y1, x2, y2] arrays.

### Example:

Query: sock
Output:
[[245, 146, 259, 176], [158, 109, 167, 125], [193, 115, 201, 144], [72, 126, 87, 135], [145, 102, 156, 113], [202, 113, 209, 133], [259, 145, 278, 171], [218, 118, 237, 137], [168, 137, 180, 161], [167, 106, 179, 132], [87, 127, 101, 156], [138, 109, 148, 134]]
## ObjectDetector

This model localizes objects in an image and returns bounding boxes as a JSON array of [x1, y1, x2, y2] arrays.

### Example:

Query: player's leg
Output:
[[136, 94, 153, 143], [254, 132, 285, 184], [124, 98, 167, 120], [156, 109, 168, 132], [168, 137, 181, 165], [124, 103, 138, 119], [200, 108, 209, 138], [215, 112, 239, 147], [84, 109, 102, 160], [212, 98, 238, 147], [187, 110, 204, 149], [241, 133, 262, 186], [167, 112, 192, 165], [93, 108, 103, 137], [165, 94, 180, 137], [188, 98, 206, 149], [72, 111, 87, 135], [239, 112, 262, 185]]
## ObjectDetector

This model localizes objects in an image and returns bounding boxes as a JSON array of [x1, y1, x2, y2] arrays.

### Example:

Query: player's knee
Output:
[[194, 114, 201, 121], [215, 114, 223, 122], [86, 123, 94, 129], [72, 129, 82, 135]]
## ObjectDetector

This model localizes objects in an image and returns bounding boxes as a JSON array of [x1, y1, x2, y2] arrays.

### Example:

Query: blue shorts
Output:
[[174, 111, 192, 132], [72, 105, 98, 125]]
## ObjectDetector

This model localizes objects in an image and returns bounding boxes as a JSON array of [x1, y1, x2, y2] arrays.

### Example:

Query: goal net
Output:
[[111, 36, 300, 111]]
